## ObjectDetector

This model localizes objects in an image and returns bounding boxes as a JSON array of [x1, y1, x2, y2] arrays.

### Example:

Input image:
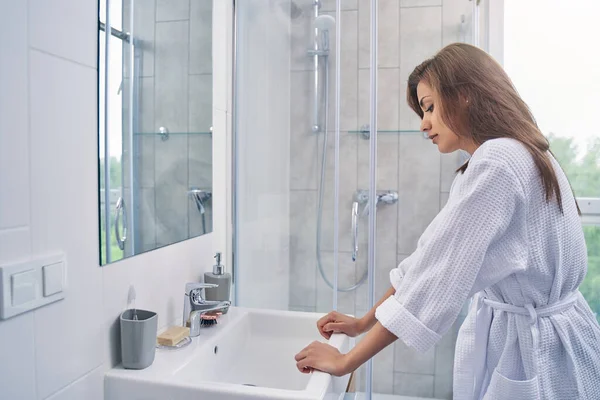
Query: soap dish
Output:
[[156, 336, 192, 350]]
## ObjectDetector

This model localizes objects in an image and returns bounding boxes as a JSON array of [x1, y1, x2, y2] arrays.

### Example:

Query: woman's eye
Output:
[[426, 104, 434, 113]]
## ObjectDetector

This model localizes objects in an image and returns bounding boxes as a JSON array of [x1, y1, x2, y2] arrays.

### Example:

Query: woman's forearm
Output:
[[359, 286, 396, 332], [344, 322, 398, 374]]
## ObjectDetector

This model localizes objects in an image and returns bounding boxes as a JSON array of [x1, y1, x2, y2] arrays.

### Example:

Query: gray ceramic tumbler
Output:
[[120, 309, 158, 369]]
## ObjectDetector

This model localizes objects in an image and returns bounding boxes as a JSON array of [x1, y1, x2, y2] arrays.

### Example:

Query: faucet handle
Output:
[[185, 282, 217, 295], [185, 282, 219, 306]]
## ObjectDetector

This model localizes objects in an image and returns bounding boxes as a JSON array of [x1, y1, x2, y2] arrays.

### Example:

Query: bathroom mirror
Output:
[[98, 0, 213, 265]]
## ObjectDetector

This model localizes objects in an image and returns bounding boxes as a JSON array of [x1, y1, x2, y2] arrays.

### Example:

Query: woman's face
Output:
[[417, 80, 471, 154]]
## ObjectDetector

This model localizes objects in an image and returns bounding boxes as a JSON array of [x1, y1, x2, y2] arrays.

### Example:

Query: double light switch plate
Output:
[[0, 253, 66, 320]]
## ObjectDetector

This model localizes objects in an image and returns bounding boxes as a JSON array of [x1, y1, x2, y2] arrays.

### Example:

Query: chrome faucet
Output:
[[183, 283, 231, 337]]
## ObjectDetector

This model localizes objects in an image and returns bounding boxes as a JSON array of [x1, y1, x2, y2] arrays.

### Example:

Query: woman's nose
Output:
[[420, 117, 431, 133]]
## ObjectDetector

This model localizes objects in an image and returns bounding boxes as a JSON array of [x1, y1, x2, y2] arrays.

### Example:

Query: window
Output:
[[99, 0, 125, 263], [503, 0, 600, 320]]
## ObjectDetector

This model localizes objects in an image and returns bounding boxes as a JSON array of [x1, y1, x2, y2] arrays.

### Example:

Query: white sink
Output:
[[105, 307, 353, 400]]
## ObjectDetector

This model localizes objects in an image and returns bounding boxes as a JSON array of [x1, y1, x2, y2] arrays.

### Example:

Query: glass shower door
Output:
[[232, 0, 478, 398]]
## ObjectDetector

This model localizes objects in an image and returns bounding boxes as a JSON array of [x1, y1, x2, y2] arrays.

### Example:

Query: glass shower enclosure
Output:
[[233, 0, 479, 398]]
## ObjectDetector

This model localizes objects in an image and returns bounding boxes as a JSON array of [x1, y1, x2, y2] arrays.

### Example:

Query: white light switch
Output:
[[11, 269, 36, 306], [43, 262, 63, 297], [1, 253, 66, 320]]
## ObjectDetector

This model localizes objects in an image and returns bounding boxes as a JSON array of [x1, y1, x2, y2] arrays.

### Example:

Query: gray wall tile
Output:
[[440, 152, 460, 192], [188, 74, 213, 132], [399, 6, 442, 131], [318, 132, 358, 253], [290, 190, 318, 254], [443, 0, 473, 46], [358, 67, 400, 133], [156, 0, 189, 22], [377, 0, 400, 68], [395, 341, 435, 374], [138, 187, 156, 252], [290, 71, 319, 190], [393, 372, 435, 397], [373, 345, 395, 394], [324, 10, 359, 131], [440, 191, 450, 209], [154, 135, 189, 246], [125, 0, 156, 78], [190, 0, 213, 75], [358, 0, 401, 69], [289, 249, 317, 309], [155, 21, 189, 132], [137, 135, 156, 189], [397, 134, 440, 253], [290, 2, 315, 72], [320, 0, 358, 12], [316, 251, 357, 314], [401, 0, 442, 7]]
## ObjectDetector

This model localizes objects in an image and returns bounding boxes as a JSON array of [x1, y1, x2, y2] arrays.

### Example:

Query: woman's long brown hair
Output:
[[407, 43, 578, 214]]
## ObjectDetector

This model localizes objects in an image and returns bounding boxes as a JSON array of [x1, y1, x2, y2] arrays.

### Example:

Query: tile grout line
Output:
[[27, 1, 40, 395]]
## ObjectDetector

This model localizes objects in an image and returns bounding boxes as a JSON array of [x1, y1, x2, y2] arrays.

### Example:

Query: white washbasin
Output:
[[105, 307, 354, 400]]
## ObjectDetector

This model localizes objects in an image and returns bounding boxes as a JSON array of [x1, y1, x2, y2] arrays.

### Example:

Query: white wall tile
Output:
[[0, 313, 36, 400], [0, 228, 31, 263], [28, 50, 103, 398], [103, 234, 213, 367], [212, 109, 228, 263], [29, 0, 97, 68], [213, 0, 229, 112], [0, 0, 30, 230], [45, 366, 103, 400]]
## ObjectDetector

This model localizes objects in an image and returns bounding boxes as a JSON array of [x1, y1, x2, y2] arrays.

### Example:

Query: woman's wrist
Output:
[[358, 313, 375, 335]]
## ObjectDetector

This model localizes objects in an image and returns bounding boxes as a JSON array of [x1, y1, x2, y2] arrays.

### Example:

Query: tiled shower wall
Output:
[[288, 0, 473, 398], [122, 0, 213, 254]]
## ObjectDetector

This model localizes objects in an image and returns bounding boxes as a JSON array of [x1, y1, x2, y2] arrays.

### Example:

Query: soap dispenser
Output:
[[204, 252, 231, 311]]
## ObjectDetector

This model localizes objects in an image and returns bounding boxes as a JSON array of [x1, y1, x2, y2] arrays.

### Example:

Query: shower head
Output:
[[313, 14, 336, 31], [313, 15, 336, 52]]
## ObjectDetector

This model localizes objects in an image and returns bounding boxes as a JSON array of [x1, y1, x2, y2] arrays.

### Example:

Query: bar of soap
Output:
[[157, 326, 190, 346]]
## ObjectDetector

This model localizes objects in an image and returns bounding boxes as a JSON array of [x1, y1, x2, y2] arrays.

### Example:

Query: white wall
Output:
[[0, 1, 228, 399]]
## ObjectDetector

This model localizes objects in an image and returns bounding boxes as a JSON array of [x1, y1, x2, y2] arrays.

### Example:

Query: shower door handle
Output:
[[115, 197, 128, 251], [352, 201, 359, 262]]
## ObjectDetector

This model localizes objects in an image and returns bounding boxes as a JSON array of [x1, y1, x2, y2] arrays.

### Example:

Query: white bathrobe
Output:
[[375, 138, 600, 399]]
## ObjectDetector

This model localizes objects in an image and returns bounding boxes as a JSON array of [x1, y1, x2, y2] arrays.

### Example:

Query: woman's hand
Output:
[[294, 341, 349, 376], [317, 311, 367, 339]]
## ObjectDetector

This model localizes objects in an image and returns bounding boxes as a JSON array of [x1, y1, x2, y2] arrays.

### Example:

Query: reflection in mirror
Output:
[[98, 0, 213, 265]]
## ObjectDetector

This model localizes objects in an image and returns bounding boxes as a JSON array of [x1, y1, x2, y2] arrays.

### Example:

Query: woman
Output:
[[294, 43, 600, 399]]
